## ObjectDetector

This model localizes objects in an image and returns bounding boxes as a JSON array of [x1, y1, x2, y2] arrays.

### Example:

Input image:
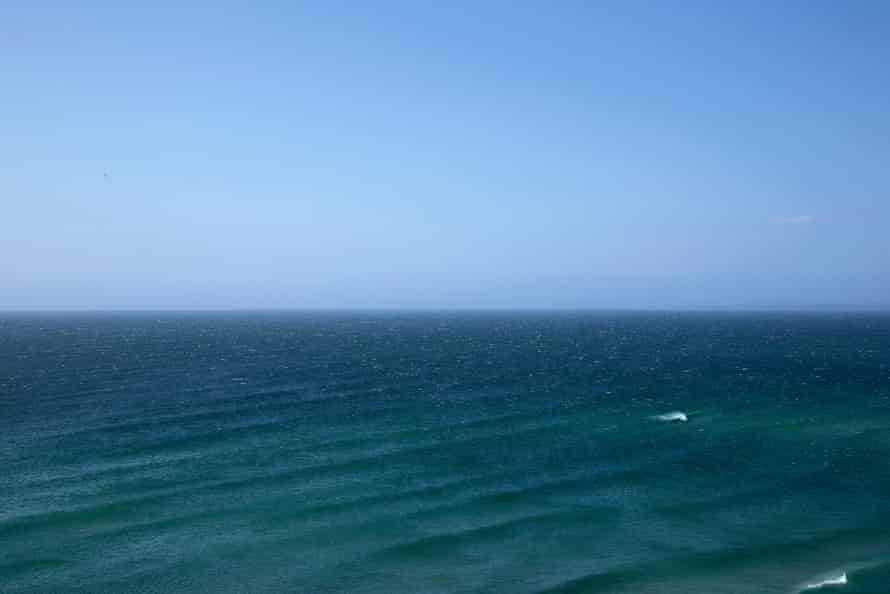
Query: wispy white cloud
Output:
[[773, 215, 815, 226]]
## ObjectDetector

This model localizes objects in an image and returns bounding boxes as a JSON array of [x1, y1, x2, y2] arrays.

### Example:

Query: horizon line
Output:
[[2, 306, 890, 315]]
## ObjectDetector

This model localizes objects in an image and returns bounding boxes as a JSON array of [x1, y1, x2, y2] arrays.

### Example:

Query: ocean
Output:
[[2, 312, 889, 593]]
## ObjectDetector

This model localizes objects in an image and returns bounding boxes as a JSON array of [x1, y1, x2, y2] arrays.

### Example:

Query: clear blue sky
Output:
[[3, 1, 889, 309]]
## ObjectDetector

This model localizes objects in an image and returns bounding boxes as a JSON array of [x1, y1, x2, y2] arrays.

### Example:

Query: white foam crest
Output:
[[803, 572, 846, 590], [653, 411, 687, 422]]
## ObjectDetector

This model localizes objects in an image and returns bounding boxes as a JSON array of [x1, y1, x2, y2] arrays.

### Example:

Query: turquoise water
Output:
[[2, 312, 889, 593]]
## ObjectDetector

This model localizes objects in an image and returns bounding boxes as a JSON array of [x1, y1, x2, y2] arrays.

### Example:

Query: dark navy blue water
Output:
[[2, 312, 890, 593]]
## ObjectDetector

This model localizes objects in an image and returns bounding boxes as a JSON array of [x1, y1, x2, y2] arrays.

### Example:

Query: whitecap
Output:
[[653, 411, 687, 422], [803, 572, 846, 590]]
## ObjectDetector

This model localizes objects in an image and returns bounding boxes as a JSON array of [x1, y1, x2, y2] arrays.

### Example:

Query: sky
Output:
[[3, 1, 890, 310]]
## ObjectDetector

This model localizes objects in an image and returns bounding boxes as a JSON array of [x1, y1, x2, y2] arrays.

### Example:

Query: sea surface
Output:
[[2, 312, 890, 593]]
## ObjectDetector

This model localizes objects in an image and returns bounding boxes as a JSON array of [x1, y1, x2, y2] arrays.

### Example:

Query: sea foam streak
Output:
[[654, 411, 687, 422], [803, 572, 847, 590]]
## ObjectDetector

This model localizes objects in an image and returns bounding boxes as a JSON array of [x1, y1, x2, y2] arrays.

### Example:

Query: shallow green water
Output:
[[2, 312, 889, 593]]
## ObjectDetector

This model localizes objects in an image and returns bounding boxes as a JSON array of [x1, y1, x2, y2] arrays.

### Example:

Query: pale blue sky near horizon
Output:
[[3, 1, 889, 310]]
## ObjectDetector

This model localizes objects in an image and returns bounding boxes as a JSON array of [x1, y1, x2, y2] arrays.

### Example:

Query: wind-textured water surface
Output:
[[2, 312, 890, 593]]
